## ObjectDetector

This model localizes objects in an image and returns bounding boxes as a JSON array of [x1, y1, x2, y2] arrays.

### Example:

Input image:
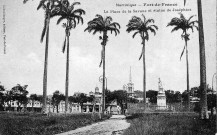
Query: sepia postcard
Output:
[[0, 0, 216, 135]]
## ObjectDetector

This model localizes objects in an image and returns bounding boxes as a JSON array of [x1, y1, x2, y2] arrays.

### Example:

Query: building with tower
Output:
[[123, 67, 134, 98]]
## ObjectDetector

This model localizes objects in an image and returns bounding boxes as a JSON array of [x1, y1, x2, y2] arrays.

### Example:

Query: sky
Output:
[[0, 0, 216, 96]]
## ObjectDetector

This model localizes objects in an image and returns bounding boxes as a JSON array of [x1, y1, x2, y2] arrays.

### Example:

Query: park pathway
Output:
[[56, 115, 130, 135]]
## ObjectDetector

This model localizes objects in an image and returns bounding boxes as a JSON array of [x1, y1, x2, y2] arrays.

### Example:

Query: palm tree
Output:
[[56, 1, 85, 113], [24, 0, 62, 113], [184, 0, 209, 120], [126, 15, 158, 110], [167, 13, 198, 111], [84, 15, 120, 113], [197, 0, 209, 119], [37, 0, 61, 114]]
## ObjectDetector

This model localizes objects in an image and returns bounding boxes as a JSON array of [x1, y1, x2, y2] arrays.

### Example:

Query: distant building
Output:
[[123, 67, 134, 97]]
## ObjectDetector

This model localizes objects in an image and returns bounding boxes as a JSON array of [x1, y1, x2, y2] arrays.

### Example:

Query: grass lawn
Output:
[[124, 113, 216, 135], [0, 112, 110, 135]]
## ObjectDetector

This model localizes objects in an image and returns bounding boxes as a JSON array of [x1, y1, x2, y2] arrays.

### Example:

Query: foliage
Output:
[[56, 1, 85, 53], [126, 14, 158, 60], [76, 93, 88, 112], [10, 84, 29, 111], [166, 90, 181, 103], [0, 112, 110, 135], [84, 14, 120, 36], [167, 13, 198, 60], [146, 90, 158, 103], [124, 113, 215, 135], [84, 14, 120, 67], [52, 90, 65, 113]]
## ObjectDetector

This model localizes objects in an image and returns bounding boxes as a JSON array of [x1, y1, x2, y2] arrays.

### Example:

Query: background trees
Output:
[[52, 90, 65, 113], [0, 83, 5, 111], [10, 84, 29, 111]]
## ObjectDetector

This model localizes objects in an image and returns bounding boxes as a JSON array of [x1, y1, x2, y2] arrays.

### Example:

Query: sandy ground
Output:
[[56, 115, 130, 135]]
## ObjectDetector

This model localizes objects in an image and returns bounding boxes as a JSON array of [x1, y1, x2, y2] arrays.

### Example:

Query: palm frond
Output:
[[180, 45, 186, 60], [62, 35, 66, 53], [107, 27, 120, 36], [132, 31, 140, 38], [179, 13, 186, 21], [167, 17, 182, 27], [139, 45, 144, 60], [73, 15, 84, 25], [147, 27, 157, 35], [189, 20, 198, 26], [40, 16, 47, 43], [69, 2, 80, 11], [188, 15, 196, 22], [71, 9, 85, 16], [109, 22, 121, 29], [171, 26, 181, 33], [145, 19, 154, 26], [57, 16, 65, 24], [37, 0, 46, 10], [149, 25, 158, 30]]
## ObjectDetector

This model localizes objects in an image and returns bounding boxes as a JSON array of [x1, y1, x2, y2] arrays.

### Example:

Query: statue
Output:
[[158, 78, 163, 89]]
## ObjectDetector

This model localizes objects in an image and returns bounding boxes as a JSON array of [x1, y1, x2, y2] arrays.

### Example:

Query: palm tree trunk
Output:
[[142, 40, 146, 111], [102, 32, 107, 114], [185, 39, 190, 111], [32, 100, 34, 112], [102, 44, 105, 113], [197, 0, 208, 119], [65, 32, 69, 113], [42, 14, 50, 114]]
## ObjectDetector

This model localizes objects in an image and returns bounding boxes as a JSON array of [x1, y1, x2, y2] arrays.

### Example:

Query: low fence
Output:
[[127, 102, 196, 114]]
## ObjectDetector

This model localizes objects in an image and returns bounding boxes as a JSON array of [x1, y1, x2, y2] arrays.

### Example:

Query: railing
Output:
[[127, 102, 196, 114]]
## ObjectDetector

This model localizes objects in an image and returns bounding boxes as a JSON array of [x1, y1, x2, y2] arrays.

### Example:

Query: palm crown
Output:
[[85, 15, 120, 67], [84, 14, 120, 44], [56, 1, 85, 52], [167, 13, 198, 38], [167, 13, 198, 59], [126, 14, 158, 60], [36, 0, 62, 43], [126, 15, 158, 42]]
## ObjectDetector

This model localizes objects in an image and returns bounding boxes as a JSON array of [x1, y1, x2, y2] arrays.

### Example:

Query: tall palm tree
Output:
[[126, 15, 158, 110], [197, 0, 209, 119], [56, 1, 85, 113], [84, 15, 120, 113], [24, 0, 61, 113], [184, 0, 209, 120], [167, 13, 198, 111]]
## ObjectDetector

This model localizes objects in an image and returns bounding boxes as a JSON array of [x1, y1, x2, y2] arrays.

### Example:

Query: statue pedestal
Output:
[[157, 88, 167, 110]]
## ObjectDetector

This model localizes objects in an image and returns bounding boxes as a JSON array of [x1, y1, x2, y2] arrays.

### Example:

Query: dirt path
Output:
[[56, 115, 130, 135]]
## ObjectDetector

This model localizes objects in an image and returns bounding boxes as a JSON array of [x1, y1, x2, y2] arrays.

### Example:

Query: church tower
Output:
[[127, 67, 134, 97]]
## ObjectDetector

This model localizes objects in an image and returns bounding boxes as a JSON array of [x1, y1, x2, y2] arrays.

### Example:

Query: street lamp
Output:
[[99, 75, 107, 90], [99, 75, 107, 113], [123, 84, 128, 113]]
